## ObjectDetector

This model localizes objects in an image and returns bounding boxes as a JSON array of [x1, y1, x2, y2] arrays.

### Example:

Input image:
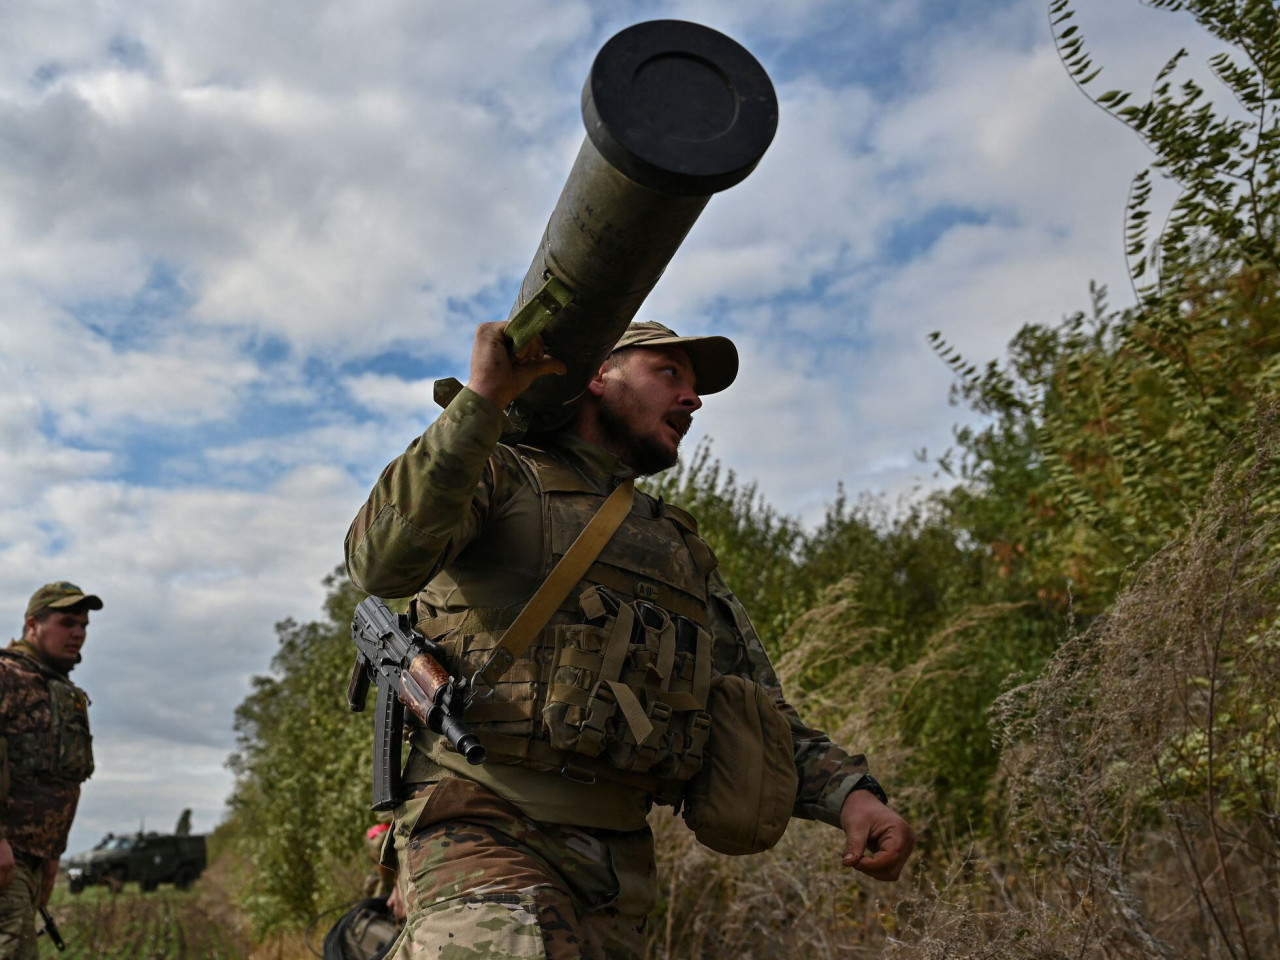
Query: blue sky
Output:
[[0, 0, 1224, 855]]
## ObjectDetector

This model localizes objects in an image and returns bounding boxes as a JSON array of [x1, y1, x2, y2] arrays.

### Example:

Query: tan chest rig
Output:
[[0, 651, 94, 784], [413, 447, 718, 794]]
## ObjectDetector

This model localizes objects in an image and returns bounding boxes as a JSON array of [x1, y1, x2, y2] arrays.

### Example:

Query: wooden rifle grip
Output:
[[399, 653, 451, 720]]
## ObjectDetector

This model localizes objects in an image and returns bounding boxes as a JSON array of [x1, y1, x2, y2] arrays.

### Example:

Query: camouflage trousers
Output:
[[0, 858, 40, 960], [386, 775, 655, 960]]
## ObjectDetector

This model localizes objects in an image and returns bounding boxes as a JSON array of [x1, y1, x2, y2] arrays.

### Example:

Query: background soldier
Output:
[[361, 822, 394, 899], [0, 582, 101, 960], [345, 321, 914, 959], [317, 822, 402, 960]]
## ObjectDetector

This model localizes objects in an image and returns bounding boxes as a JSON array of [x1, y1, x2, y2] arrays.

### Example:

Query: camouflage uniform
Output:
[[0, 640, 94, 960], [346, 387, 876, 959], [0, 861, 40, 960]]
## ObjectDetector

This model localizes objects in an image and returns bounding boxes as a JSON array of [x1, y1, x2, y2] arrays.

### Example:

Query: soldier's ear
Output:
[[586, 366, 609, 398]]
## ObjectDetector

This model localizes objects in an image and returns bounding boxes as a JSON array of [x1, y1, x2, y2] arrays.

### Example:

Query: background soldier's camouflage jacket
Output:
[[0, 640, 94, 859], [345, 386, 874, 828]]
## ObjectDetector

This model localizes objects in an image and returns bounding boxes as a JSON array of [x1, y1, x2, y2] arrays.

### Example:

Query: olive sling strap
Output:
[[474, 478, 636, 690]]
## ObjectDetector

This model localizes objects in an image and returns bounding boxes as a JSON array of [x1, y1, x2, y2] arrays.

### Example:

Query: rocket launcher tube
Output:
[[502, 20, 777, 435]]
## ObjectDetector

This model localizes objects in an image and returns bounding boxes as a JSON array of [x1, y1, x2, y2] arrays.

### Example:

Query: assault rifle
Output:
[[38, 906, 65, 952], [348, 597, 485, 811]]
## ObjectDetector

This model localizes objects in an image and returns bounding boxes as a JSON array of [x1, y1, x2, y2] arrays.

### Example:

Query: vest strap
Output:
[[476, 478, 636, 688], [599, 601, 635, 683], [606, 679, 654, 745]]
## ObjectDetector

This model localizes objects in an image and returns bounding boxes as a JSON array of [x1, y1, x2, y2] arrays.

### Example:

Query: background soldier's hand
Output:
[[466, 321, 566, 411], [387, 878, 407, 924], [40, 858, 58, 907], [0, 839, 12, 892], [838, 788, 915, 881]]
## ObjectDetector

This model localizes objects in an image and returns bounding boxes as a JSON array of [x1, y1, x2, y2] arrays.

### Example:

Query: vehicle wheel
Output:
[[141, 879, 158, 893], [68, 878, 85, 895], [173, 866, 198, 891]]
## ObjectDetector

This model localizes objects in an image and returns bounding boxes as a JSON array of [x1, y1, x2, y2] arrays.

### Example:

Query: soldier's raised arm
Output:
[[344, 322, 563, 599]]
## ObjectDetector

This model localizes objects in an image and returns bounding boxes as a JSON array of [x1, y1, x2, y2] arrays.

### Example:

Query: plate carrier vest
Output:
[[412, 445, 719, 795], [0, 649, 94, 785]]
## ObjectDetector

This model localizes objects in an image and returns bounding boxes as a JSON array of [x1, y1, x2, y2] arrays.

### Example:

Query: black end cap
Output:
[[582, 20, 778, 196]]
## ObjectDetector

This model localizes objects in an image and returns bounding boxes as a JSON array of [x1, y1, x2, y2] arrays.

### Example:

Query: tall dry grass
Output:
[[648, 412, 1279, 959], [989, 410, 1280, 960]]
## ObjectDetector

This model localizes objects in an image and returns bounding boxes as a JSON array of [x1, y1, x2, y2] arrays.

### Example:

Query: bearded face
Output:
[[592, 347, 700, 476]]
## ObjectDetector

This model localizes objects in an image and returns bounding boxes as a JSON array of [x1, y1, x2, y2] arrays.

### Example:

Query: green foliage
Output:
[[223, 568, 373, 936], [934, 0, 1280, 598], [785, 492, 1061, 823], [46, 885, 250, 959], [898, 0, 1280, 828], [994, 414, 1280, 958]]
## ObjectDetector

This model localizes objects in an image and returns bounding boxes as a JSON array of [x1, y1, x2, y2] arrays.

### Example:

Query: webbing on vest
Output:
[[475, 478, 636, 689]]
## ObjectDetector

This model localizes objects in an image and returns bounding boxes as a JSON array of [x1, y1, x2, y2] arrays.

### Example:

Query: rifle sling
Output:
[[477, 478, 635, 688]]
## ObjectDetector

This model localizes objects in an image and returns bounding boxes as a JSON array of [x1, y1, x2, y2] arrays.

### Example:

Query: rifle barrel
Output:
[[38, 907, 65, 952]]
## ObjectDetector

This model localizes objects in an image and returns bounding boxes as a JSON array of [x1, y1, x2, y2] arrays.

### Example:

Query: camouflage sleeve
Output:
[[707, 571, 874, 828], [344, 387, 511, 599], [0, 663, 13, 835]]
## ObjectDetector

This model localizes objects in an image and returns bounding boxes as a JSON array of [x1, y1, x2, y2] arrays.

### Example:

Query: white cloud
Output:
[[0, 394, 114, 509], [67, 737, 233, 857], [0, 305, 263, 435], [199, 420, 422, 491], [0, 2, 601, 353], [343, 373, 438, 418]]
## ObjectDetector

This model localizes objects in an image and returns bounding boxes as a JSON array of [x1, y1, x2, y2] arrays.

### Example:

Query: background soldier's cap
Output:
[[611, 321, 739, 395], [25, 581, 104, 619]]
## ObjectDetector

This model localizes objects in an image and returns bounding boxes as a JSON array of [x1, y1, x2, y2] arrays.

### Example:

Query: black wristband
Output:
[[849, 774, 888, 805]]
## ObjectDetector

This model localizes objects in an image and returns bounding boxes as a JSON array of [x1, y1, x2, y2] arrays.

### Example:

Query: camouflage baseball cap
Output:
[[25, 581, 104, 619], [611, 321, 739, 395]]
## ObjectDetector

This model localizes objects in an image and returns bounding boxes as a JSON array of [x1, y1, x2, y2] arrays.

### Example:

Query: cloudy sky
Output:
[[0, 0, 1224, 856]]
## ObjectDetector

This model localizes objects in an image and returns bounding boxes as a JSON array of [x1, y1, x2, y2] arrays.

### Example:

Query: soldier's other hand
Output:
[[388, 878, 407, 924], [838, 788, 915, 881], [40, 858, 58, 907], [0, 839, 12, 892], [466, 321, 567, 411]]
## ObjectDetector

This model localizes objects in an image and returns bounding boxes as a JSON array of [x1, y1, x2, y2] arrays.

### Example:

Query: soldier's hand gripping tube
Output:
[[501, 20, 777, 435], [350, 597, 486, 811], [38, 907, 66, 952]]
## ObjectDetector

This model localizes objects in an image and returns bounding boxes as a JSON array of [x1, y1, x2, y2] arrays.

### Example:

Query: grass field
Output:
[[41, 877, 252, 960]]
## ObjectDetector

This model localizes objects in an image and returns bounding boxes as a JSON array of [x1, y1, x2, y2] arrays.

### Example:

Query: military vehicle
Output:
[[63, 809, 207, 893]]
